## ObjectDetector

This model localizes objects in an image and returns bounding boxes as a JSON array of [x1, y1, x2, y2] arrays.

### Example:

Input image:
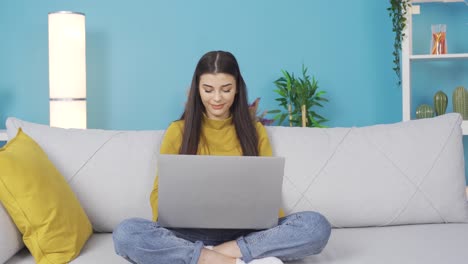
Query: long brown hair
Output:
[[179, 51, 259, 156]]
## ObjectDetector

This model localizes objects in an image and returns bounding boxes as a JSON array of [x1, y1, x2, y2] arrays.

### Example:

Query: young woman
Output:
[[113, 51, 331, 264]]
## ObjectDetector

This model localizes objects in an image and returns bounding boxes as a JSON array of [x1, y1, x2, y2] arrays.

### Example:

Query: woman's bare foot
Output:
[[197, 248, 237, 264], [213, 240, 243, 258]]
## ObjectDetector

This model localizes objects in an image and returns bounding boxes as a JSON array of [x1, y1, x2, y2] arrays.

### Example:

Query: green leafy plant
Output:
[[269, 65, 328, 127], [295, 65, 328, 127], [269, 70, 297, 127], [388, 0, 411, 86]]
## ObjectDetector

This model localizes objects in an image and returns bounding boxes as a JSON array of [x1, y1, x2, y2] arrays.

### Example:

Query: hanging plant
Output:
[[388, 0, 411, 86]]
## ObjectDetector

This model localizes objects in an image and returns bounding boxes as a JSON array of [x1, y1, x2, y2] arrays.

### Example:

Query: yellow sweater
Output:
[[150, 115, 283, 221]]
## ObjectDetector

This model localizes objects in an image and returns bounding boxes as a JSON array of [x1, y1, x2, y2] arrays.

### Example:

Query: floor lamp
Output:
[[48, 11, 87, 129]]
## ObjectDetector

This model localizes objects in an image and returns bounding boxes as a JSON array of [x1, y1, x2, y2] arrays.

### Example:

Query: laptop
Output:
[[157, 154, 285, 229]]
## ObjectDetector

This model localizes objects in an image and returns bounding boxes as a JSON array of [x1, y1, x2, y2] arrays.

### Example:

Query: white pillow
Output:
[[6, 118, 164, 232], [267, 113, 468, 227], [0, 203, 23, 263]]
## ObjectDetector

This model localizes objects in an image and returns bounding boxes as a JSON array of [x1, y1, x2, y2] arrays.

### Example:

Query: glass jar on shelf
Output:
[[431, 24, 447, 55]]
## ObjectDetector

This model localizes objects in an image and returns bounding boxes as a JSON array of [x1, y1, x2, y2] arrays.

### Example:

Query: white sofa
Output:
[[1, 113, 468, 264]]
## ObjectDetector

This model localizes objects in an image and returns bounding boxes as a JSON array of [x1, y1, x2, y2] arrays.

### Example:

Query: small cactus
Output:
[[416, 104, 434, 119], [452, 86, 468, 120], [433, 90, 448, 116]]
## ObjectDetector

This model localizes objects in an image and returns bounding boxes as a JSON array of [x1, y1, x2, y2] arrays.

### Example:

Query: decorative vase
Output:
[[416, 104, 434, 119], [431, 24, 447, 55], [433, 90, 448, 116], [452, 86, 468, 120]]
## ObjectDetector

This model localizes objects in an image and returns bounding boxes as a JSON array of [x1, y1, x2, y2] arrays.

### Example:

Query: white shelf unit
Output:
[[0, 130, 7, 141], [411, 53, 468, 60], [402, 0, 468, 134], [412, 0, 467, 4]]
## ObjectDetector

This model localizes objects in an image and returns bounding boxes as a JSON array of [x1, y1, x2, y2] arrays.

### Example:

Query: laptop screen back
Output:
[[157, 154, 285, 229]]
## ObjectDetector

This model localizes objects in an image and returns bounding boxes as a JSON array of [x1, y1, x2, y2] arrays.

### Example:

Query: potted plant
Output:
[[269, 65, 328, 127], [249, 97, 274, 125], [295, 65, 328, 127], [269, 70, 297, 127]]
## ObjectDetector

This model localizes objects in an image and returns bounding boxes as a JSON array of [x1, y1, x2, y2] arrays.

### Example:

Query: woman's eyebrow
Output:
[[202, 83, 233, 88]]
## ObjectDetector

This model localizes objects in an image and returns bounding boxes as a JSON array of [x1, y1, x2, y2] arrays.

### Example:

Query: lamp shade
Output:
[[48, 11, 87, 129]]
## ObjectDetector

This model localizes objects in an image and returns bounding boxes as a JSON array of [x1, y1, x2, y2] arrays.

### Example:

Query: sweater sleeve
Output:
[[150, 121, 183, 221], [160, 121, 184, 155], [255, 122, 273, 157], [255, 122, 285, 218]]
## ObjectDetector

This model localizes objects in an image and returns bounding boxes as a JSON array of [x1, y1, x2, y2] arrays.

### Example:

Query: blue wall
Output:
[[1, 1, 468, 183], [0, 0, 399, 130]]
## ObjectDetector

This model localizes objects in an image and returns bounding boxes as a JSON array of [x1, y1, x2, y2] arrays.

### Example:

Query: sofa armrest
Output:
[[0, 203, 23, 263]]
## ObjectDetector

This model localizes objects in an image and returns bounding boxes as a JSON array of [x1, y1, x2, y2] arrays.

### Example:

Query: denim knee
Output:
[[296, 211, 331, 254], [113, 218, 150, 254]]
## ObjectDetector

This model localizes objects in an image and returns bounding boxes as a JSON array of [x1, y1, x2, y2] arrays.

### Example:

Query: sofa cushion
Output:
[[6, 224, 468, 264], [267, 113, 468, 227], [296, 223, 468, 264], [6, 118, 164, 232], [0, 204, 23, 264], [0, 129, 92, 263], [6, 234, 129, 264]]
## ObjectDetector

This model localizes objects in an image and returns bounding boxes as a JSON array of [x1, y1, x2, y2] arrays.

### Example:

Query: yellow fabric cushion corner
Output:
[[0, 129, 92, 264]]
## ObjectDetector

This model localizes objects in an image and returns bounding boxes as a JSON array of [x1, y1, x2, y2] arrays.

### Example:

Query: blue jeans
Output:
[[112, 211, 331, 264]]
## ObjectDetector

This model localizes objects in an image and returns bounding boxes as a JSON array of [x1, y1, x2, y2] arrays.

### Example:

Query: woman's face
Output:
[[199, 73, 237, 120]]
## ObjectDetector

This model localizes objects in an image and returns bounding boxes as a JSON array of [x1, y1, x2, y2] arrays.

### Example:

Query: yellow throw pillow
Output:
[[0, 129, 92, 264]]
